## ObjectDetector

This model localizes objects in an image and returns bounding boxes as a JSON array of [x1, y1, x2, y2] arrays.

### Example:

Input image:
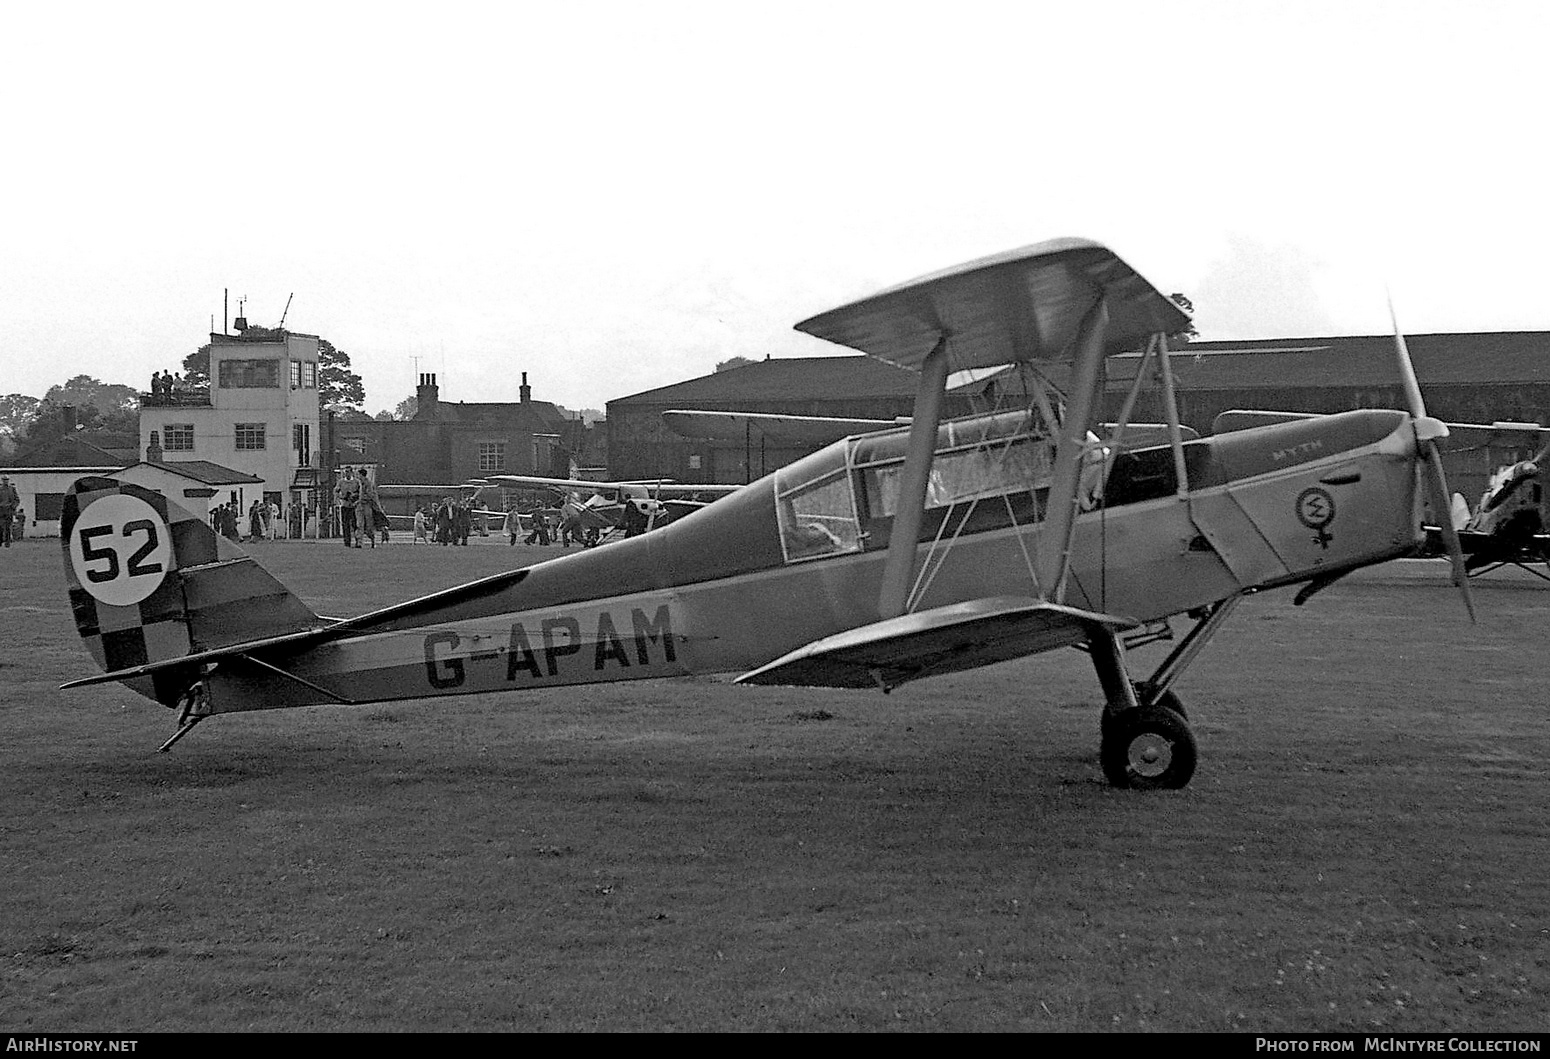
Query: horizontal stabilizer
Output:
[[734, 596, 1138, 692], [60, 565, 538, 691]]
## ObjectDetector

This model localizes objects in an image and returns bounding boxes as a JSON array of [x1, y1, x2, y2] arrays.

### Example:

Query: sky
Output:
[[5, 1, 1550, 416]]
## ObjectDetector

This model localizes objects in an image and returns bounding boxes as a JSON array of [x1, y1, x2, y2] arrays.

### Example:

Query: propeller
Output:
[[1389, 298, 1477, 623]]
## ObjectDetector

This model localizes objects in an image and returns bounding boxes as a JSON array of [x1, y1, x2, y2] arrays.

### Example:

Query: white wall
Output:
[[0, 467, 118, 537], [140, 332, 322, 500]]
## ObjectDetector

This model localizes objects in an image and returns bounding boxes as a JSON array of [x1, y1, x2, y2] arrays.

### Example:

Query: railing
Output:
[[141, 389, 212, 408]]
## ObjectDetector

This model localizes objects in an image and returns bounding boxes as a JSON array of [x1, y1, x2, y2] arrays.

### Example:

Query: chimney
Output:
[[147, 431, 163, 463], [416, 372, 439, 415], [520, 371, 531, 405]]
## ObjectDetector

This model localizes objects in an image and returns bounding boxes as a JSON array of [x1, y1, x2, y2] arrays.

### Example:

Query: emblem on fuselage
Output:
[[1295, 487, 1336, 550]]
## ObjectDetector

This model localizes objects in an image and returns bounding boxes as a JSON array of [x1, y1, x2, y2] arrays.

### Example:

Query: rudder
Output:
[[61, 477, 319, 706]]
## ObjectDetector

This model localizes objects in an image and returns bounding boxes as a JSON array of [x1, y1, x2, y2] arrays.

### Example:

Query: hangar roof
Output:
[[1114, 332, 1550, 390], [612, 332, 1550, 412], [612, 356, 922, 406]]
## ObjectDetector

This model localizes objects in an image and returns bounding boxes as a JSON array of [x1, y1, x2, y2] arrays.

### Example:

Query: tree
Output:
[[181, 344, 212, 389], [20, 400, 105, 448], [0, 394, 42, 441], [391, 395, 419, 420], [31, 377, 140, 438], [1169, 293, 1200, 343], [319, 339, 366, 411], [43, 376, 139, 416], [715, 356, 755, 372]]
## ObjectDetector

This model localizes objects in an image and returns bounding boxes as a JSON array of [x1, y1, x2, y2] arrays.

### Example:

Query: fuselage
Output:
[[207, 409, 1425, 713]]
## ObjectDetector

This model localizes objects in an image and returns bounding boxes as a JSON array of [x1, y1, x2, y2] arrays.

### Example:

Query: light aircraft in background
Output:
[[1433, 442, 1549, 581], [57, 238, 1475, 788], [487, 474, 741, 541], [376, 481, 507, 534]]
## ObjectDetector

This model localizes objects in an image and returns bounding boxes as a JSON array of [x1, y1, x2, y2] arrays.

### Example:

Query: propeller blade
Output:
[[1421, 442, 1478, 623], [1389, 295, 1429, 421], [1390, 296, 1475, 622]]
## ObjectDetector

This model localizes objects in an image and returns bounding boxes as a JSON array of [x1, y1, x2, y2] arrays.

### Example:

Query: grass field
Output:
[[2, 536, 1547, 1032]]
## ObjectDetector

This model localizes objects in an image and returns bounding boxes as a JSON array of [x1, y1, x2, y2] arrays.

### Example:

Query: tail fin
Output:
[[61, 477, 318, 706]]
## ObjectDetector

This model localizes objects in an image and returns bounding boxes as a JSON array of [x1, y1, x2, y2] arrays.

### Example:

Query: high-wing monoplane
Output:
[[487, 474, 740, 541], [58, 238, 1476, 788]]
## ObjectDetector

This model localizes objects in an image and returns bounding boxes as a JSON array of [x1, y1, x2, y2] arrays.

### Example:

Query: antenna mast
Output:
[[278, 292, 294, 329]]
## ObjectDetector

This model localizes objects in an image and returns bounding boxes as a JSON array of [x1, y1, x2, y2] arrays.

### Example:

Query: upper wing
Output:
[[734, 596, 1137, 692], [795, 239, 1189, 371]]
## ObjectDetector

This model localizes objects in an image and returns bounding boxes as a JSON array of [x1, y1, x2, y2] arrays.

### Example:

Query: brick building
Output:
[[329, 373, 581, 513]]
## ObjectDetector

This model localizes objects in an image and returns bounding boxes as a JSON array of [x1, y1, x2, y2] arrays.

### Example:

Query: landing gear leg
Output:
[[1090, 627, 1197, 789], [1141, 596, 1241, 706]]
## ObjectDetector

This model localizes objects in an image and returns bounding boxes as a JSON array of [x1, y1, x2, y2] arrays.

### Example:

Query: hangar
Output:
[[606, 331, 1550, 507]]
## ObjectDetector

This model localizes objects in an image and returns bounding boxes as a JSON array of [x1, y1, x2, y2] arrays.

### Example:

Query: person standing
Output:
[[523, 508, 551, 546], [335, 469, 361, 547], [0, 475, 18, 547], [357, 472, 382, 548]]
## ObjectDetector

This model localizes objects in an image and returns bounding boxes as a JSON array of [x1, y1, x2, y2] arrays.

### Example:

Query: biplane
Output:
[[58, 238, 1475, 788], [1432, 442, 1549, 581]]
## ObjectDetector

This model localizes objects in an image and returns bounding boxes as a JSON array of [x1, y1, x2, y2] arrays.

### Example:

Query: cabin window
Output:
[[776, 468, 862, 562], [863, 436, 1053, 517]]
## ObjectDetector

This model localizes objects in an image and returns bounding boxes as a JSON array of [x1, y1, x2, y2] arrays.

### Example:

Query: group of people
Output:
[[411, 497, 486, 546], [210, 499, 285, 542], [0, 475, 24, 547], [495, 503, 607, 548], [148, 371, 193, 403], [334, 467, 390, 548]]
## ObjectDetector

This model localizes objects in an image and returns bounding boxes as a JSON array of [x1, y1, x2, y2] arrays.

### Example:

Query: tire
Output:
[[1136, 680, 1186, 719], [1100, 705, 1198, 790], [1100, 682, 1187, 744]]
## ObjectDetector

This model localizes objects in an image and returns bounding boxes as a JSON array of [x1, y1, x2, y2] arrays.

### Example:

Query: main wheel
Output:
[[1100, 682, 1187, 744], [1136, 680, 1186, 719], [1100, 705, 1197, 790]]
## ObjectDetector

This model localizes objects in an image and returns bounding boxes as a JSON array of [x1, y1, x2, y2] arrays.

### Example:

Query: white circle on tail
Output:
[[68, 493, 174, 607]]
